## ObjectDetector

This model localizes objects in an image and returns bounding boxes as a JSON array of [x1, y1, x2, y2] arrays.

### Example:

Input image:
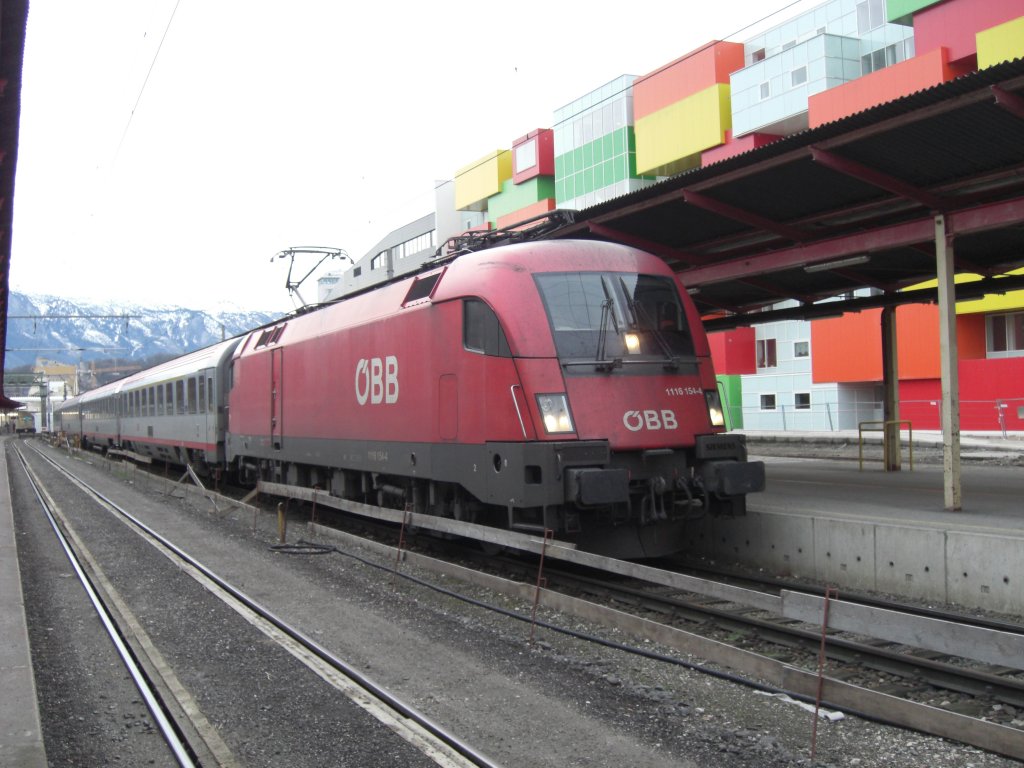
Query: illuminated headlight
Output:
[[537, 393, 575, 434], [705, 390, 725, 427], [624, 332, 641, 354]]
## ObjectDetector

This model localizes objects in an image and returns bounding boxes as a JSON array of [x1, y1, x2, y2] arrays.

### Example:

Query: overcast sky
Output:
[[10, 1, 811, 314]]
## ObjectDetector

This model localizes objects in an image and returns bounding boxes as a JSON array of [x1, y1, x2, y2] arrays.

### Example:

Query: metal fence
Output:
[[729, 398, 1024, 437]]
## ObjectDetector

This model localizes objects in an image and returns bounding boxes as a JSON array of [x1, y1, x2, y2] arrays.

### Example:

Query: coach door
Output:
[[271, 348, 284, 450]]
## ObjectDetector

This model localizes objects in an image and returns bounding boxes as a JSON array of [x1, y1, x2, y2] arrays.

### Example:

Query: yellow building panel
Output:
[[977, 15, 1024, 69], [903, 268, 1024, 314], [956, 288, 1024, 314], [635, 84, 731, 177], [454, 150, 513, 211]]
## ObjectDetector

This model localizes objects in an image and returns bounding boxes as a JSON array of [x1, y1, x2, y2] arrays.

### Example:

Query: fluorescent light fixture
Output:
[[804, 255, 870, 273]]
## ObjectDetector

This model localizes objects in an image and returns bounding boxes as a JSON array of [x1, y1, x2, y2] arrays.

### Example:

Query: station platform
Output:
[[682, 429, 1024, 617], [0, 441, 46, 767]]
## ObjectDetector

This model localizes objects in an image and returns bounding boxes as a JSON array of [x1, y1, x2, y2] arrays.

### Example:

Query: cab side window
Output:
[[463, 299, 511, 357]]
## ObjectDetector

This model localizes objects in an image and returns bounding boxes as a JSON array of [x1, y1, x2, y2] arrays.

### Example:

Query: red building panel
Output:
[[633, 41, 745, 120], [702, 130, 781, 166], [899, 357, 1024, 431], [960, 357, 1024, 430], [512, 128, 554, 184], [808, 47, 968, 128], [914, 0, 1024, 64], [708, 327, 756, 375]]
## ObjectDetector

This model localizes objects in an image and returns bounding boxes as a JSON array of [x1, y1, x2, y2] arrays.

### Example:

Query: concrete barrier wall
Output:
[[682, 511, 1024, 616]]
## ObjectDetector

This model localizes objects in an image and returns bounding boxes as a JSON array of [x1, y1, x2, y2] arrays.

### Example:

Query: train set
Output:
[[55, 239, 764, 559]]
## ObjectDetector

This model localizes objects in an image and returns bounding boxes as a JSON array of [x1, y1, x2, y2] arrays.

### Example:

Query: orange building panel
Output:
[[811, 305, 944, 383], [495, 198, 556, 230], [634, 41, 745, 120], [957, 313, 988, 360], [808, 48, 968, 128]]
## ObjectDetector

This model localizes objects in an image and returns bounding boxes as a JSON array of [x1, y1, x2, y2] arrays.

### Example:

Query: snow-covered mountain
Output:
[[5, 292, 282, 369]]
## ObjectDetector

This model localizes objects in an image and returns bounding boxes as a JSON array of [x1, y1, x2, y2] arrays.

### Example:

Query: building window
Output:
[[752, 48, 766, 63], [760, 82, 770, 100], [791, 66, 807, 87], [782, 40, 796, 51], [794, 340, 809, 358], [760, 394, 777, 411], [857, 0, 885, 34], [988, 312, 1024, 357], [861, 41, 908, 76], [515, 139, 538, 174], [756, 338, 777, 368], [370, 253, 384, 271], [795, 392, 811, 410]]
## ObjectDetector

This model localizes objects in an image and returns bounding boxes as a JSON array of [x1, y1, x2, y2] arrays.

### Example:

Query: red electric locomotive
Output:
[[226, 239, 763, 559]]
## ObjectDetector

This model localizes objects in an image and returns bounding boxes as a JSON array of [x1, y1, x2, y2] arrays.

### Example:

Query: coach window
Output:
[[174, 380, 184, 414], [149, 386, 157, 416], [198, 376, 207, 414], [208, 376, 215, 411], [464, 299, 511, 357], [157, 385, 165, 416], [165, 383, 173, 415], [188, 378, 198, 414]]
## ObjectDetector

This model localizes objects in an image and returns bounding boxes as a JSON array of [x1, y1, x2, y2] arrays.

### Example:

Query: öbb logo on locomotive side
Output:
[[623, 410, 679, 432], [355, 356, 399, 405]]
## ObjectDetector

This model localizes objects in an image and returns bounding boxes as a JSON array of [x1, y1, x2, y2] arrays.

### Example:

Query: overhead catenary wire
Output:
[[113, 0, 183, 164]]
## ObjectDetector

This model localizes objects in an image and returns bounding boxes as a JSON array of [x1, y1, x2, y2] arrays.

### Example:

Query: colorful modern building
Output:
[[334, 0, 1024, 432]]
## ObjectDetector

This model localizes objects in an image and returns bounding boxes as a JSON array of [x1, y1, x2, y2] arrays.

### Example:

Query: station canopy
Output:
[[546, 58, 1024, 331]]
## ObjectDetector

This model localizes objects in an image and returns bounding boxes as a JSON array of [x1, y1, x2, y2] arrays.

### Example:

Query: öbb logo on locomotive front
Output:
[[622, 410, 679, 432], [355, 356, 399, 405]]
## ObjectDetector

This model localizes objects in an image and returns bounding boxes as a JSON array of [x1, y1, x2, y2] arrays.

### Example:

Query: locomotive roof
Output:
[[234, 239, 688, 359]]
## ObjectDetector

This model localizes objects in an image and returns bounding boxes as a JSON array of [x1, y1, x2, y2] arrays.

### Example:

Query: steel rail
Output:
[[12, 446, 199, 768]]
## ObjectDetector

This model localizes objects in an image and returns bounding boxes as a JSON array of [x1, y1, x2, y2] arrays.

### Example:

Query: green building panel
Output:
[[554, 127, 652, 204], [487, 176, 556, 223], [717, 374, 744, 430], [887, 0, 941, 25]]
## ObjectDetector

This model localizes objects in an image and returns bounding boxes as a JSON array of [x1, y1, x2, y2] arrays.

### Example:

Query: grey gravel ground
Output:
[[19, 440, 1024, 767]]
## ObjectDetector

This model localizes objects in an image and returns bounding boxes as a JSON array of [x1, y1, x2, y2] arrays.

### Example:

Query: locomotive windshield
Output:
[[535, 272, 695, 367]]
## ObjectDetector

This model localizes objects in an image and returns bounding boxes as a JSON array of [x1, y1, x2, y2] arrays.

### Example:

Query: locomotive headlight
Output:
[[705, 390, 726, 427], [624, 332, 641, 354], [537, 393, 575, 434]]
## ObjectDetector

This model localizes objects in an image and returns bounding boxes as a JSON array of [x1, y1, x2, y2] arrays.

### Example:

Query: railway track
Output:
[[38, 438, 1024, 761], [14, 446, 200, 767], [244, 481, 1024, 759], [14, 440, 500, 768]]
